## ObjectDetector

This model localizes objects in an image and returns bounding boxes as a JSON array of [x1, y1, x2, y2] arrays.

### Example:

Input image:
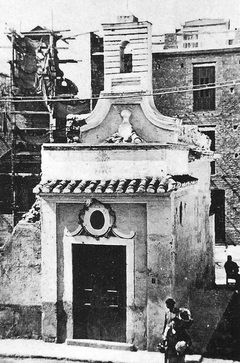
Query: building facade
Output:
[[32, 15, 214, 350], [175, 18, 238, 50], [152, 47, 240, 245]]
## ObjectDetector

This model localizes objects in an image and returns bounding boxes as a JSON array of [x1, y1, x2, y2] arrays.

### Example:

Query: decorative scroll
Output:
[[66, 198, 135, 239]]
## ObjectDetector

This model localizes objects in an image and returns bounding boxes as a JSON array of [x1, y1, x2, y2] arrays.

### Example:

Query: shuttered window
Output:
[[193, 66, 215, 111]]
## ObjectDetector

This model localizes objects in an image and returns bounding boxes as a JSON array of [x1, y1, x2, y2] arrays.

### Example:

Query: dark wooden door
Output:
[[72, 244, 126, 341], [211, 189, 225, 244]]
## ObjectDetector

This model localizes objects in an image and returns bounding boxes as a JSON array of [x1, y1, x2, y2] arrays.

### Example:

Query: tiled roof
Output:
[[33, 175, 198, 195], [20, 197, 41, 224]]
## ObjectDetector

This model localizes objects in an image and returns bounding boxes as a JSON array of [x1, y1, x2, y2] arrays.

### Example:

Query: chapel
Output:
[[35, 14, 214, 349]]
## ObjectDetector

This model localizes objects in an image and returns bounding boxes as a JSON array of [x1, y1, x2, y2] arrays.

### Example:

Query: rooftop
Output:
[[34, 175, 198, 195]]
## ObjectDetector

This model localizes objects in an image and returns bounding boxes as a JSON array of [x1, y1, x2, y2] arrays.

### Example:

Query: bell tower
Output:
[[102, 14, 152, 94], [76, 12, 182, 145]]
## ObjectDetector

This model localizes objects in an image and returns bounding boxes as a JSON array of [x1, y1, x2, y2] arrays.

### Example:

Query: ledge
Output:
[[42, 142, 189, 151], [66, 339, 137, 351]]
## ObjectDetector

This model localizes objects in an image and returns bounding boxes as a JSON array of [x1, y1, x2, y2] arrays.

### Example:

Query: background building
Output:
[[152, 40, 240, 246]]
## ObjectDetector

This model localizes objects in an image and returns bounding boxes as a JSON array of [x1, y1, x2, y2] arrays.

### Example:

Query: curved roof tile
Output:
[[33, 175, 198, 195]]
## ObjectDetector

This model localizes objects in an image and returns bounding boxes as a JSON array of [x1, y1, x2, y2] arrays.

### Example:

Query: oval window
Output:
[[90, 210, 105, 230]]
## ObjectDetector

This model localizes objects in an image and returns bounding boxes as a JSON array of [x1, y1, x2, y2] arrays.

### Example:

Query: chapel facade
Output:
[[35, 14, 214, 350]]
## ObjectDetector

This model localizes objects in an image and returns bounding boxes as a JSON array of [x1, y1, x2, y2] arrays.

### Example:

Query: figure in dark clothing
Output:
[[224, 255, 240, 288], [164, 308, 193, 363], [162, 298, 179, 341]]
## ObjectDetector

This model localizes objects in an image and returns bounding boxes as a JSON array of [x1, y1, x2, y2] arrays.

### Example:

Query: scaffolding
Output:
[[0, 26, 85, 225]]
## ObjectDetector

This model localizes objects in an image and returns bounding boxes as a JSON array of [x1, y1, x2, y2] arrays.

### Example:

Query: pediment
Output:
[[66, 94, 212, 154], [80, 95, 181, 144]]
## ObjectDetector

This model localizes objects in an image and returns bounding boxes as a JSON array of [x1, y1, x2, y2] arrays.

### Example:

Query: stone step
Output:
[[66, 339, 137, 351]]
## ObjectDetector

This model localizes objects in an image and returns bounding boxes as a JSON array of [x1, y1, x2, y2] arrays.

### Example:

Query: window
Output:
[[193, 65, 215, 111], [198, 126, 216, 174], [183, 34, 198, 49], [80, 202, 114, 237], [120, 41, 132, 73], [183, 33, 198, 41], [192, 42, 198, 48], [90, 210, 105, 230], [179, 202, 183, 225], [123, 53, 132, 73]]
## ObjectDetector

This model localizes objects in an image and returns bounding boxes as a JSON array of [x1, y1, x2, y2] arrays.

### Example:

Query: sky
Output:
[[0, 0, 239, 35], [0, 0, 240, 91]]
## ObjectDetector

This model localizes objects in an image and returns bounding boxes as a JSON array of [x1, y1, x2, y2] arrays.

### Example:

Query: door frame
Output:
[[62, 233, 135, 342]]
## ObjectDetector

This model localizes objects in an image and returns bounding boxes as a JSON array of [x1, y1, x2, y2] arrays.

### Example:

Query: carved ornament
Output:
[[67, 198, 135, 239]]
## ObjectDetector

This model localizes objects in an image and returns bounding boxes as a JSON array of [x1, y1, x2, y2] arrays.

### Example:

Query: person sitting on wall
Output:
[[224, 255, 240, 289]]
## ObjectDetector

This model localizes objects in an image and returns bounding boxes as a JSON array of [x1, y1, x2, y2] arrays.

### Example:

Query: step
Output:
[[185, 355, 202, 363], [66, 339, 137, 351]]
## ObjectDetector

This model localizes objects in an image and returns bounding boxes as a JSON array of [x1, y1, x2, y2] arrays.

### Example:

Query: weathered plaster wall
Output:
[[56, 201, 148, 348], [41, 175, 212, 349], [0, 222, 41, 338], [50, 195, 174, 349], [146, 160, 213, 350], [41, 144, 188, 181], [171, 159, 213, 303], [41, 199, 57, 342], [172, 187, 209, 300], [146, 197, 172, 350], [189, 159, 215, 287]]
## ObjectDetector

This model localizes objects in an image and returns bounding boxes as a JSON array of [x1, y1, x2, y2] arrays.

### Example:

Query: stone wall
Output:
[[164, 33, 178, 49], [152, 50, 240, 245], [0, 214, 12, 247], [0, 221, 41, 338]]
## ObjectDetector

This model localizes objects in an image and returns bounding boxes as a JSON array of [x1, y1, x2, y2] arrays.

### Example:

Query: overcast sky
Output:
[[1, 0, 240, 35], [0, 0, 240, 80]]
